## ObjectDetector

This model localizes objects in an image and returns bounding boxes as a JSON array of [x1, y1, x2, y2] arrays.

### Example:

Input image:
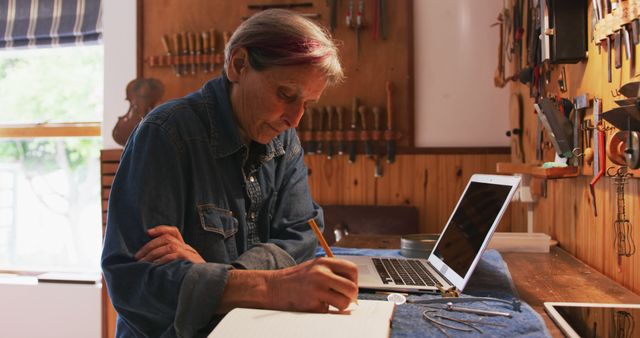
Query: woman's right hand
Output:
[[265, 257, 359, 312]]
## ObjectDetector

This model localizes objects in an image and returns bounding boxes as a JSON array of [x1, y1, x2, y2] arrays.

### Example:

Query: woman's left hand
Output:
[[134, 225, 205, 264]]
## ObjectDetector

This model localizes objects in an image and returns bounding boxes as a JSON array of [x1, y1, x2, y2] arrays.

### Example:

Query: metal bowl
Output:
[[400, 233, 439, 258]]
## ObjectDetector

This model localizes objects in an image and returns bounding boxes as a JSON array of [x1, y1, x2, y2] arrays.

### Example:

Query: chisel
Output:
[[194, 32, 203, 74], [385, 81, 396, 164], [188, 32, 196, 75], [209, 29, 217, 72], [172, 33, 183, 77], [161, 35, 180, 77], [315, 107, 324, 154], [615, 29, 622, 69], [181, 32, 189, 76], [348, 97, 359, 163], [359, 105, 372, 157], [306, 107, 316, 154], [373, 106, 383, 177], [590, 98, 604, 217], [201, 31, 210, 73], [326, 106, 335, 159], [337, 106, 345, 155], [623, 26, 632, 60], [355, 0, 364, 58]]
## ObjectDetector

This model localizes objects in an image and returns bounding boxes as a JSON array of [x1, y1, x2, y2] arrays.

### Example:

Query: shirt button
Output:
[[249, 212, 256, 221], [249, 176, 256, 183]]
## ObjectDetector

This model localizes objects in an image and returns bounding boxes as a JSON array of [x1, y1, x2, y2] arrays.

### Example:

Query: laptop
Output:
[[337, 174, 521, 293]]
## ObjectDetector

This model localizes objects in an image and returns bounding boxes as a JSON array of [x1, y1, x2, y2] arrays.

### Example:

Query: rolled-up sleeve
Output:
[[232, 243, 297, 270], [101, 120, 230, 337]]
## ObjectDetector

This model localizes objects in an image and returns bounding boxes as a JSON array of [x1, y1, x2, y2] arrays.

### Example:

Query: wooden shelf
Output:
[[496, 162, 535, 175], [530, 166, 579, 178], [496, 162, 579, 179]]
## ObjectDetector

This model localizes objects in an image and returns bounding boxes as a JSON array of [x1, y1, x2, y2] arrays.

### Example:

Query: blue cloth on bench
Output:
[[316, 247, 551, 338]]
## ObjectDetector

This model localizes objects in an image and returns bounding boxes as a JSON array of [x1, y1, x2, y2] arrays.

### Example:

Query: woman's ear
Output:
[[226, 48, 248, 83]]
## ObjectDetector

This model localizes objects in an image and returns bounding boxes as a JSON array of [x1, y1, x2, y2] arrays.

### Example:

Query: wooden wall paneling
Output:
[[306, 153, 512, 234], [140, 0, 415, 149], [375, 155, 417, 206], [411, 155, 433, 233]]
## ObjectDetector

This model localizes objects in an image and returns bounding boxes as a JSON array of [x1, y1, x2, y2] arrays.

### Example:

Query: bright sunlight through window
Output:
[[0, 45, 103, 273]]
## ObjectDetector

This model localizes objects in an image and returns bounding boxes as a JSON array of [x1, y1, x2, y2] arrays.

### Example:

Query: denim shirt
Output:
[[101, 75, 323, 338]]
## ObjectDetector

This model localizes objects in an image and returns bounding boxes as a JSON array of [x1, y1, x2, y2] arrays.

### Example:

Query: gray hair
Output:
[[223, 9, 344, 85]]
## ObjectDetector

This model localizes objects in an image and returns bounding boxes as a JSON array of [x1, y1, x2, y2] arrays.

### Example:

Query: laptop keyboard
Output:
[[372, 258, 441, 286]]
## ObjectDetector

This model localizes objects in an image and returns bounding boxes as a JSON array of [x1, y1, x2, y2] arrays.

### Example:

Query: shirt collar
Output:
[[202, 75, 285, 161]]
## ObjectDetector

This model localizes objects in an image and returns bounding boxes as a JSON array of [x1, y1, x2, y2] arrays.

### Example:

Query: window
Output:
[[0, 45, 103, 273]]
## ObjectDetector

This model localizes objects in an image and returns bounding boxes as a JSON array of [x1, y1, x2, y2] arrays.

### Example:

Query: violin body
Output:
[[112, 78, 164, 146]]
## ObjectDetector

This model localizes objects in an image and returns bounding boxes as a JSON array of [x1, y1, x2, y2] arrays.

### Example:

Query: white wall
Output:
[[0, 278, 102, 338], [102, 0, 137, 149], [101, 1, 509, 147], [413, 0, 510, 147]]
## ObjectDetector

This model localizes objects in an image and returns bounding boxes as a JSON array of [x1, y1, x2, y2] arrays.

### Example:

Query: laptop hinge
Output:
[[437, 285, 460, 298]]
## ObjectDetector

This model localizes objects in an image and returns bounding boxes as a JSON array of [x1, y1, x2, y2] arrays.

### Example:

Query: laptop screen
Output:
[[432, 181, 513, 278]]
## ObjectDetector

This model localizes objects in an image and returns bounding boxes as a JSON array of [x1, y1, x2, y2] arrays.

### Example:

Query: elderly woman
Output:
[[101, 9, 358, 338]]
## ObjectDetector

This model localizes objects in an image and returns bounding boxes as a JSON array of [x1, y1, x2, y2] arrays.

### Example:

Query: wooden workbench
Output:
[[334, 234, 640, 338]]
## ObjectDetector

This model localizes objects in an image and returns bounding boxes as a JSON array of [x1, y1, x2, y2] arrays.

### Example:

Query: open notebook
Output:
[[208, 300, 395, 338]]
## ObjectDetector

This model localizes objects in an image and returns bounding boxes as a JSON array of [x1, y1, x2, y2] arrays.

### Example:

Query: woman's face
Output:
[[229, 53, 328, 144]]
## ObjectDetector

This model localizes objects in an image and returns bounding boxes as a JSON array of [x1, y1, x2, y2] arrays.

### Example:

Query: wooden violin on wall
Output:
[[112, 78, 164, 146]]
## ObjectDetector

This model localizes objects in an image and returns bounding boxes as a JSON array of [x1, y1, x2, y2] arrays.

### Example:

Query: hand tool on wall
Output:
[[535, 114, 543, 162], [608, 35, 613, 83], [355, 0, 364, 58], [181, 32, 189, 76], [209, 29, 217, 72], [372, 106, 383, 177], [623, 25, 632, 60], [358, 105, 372, 157], [306, 107, 317, 154], [590, 98, 604, 217], [582, 118, 594, 165], [172, 33, 183, 76], [619, 80, 640, 97], [346, 0, 354, 28], [492, 8, 507, 88], [194, 32, 203, 74], [161, 35, 180, 77], [188, 32, 196, 75], [506, 93, 524, 163], [371, 0, 379, 40], [315, 107, 324, 154], [326, 106, 335, 159], [557, 66, 567, 93], [608, 130, 633, 165], [600, 107, 640, 131], [327, 0, 338, 33], [348, 97, 359, 163], [632, 20, 640, 45], [611, 166, 635, 257], [573, 94, 590, 167], [513, 0, 524, 71], [615, 29, 623, 69], [380, 0, 387, 40], [535, 97, 574, 159], [201, 31, 210, 74], [385, 80, 396, 164], [336, 106, 345, 155], [625, 128, 640, 169]]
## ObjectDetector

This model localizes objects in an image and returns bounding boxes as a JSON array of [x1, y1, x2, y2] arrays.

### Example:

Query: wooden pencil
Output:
[[308, 218, 333, 257]]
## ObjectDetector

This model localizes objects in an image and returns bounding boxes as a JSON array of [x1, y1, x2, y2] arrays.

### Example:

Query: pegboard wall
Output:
[[139, 0, 414, 151]]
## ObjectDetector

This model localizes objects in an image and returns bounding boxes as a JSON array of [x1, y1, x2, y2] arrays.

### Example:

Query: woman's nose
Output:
[[284, 103, 305, 128]]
